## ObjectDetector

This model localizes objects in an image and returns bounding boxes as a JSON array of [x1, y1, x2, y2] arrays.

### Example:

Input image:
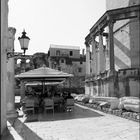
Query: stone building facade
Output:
[[48, 44, 86, 88], [85, 0, 140, 97]]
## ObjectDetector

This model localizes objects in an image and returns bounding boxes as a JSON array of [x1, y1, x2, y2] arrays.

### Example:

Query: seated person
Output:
[[22, 94, 35, 112], [21, 93, 34, 104], [25, 94, 34, 101], [26, 86, 33, 94], [65, 92, 73, 100], [62, 91, 68, 100], [33, 93, 39, 108], [20, 94, 28, 103], [53, 94, 62, 105], [44, 89, 52, 98], [43, 97, 54, 111], [64, 92, 74, 112], [47, 91, 52, 98]]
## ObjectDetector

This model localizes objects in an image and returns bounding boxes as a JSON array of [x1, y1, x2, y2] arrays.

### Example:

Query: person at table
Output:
[[26, 86, 35, 95], [64, 92, 74, 112], [53, 93, 62, 103], [21, 94, 34, 112], [65, 92, 73, 100], [47, 90, 52, 98], [49, 86, 56, 97]]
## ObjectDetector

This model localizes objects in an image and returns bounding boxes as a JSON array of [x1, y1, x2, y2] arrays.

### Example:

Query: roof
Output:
[[15, 65, 73, 81], [50, 44, 80, 50]]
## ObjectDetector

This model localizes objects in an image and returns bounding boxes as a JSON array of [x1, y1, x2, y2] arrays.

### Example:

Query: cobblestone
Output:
[[76, 101, 139, 122], [5, 103, 139, 140]]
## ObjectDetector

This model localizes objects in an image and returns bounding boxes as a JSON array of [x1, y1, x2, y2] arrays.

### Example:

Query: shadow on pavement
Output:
[[1, 128, 15, 140], [24, 104, 104, 123], [5, 104, 103, 139], [8, 118, 43, 140]]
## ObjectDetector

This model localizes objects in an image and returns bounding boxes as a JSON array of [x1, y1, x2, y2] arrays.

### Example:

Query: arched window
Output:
[[61, 59, 64, 63], [26, 59, 30, 63], [17, 59, 21, 64]]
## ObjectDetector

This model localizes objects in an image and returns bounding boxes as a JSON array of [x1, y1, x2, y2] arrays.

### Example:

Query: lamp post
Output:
[[18, 30, 30, 101], [7, 29, 30, 59], [18, 30, 30, 73], [18, 29, 30, 55]]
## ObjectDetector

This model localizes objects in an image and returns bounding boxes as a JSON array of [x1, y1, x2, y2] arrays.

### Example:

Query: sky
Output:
[[8, 0, 106, 55]]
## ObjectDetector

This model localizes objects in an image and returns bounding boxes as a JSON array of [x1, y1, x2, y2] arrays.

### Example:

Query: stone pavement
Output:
[[5, 103, 140, 140]]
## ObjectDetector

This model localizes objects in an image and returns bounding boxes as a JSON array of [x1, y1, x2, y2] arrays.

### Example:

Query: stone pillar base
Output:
[[0, 127, 9, 138], [85, 82, 90, 95], [108, 76, 119, 97], [108, 80, 116, 97], [7, 110, 18, 118], [106, 69, 118, 97]]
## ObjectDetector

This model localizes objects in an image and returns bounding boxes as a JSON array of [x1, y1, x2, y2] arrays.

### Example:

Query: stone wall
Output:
[[85, 1, 140, 98], [129, 79, 140, 97], [85, 68, 139, 98], [114, 18, 140, 70], [118, 68, 140, 97], [106, 0, 140, 70], [106, 0, 140, 10]]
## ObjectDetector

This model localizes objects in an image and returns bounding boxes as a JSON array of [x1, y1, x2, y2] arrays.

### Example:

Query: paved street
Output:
[[6, 103, 139, 140]]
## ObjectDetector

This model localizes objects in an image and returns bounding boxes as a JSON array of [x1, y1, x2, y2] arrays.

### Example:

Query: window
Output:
[[78, 68, 82, 73], [26, 59, 30, 63], [58, 66, 61, 71], [61, 59, 64, 63], [69, 51, 73, 56], [56, 50, 60, 56]]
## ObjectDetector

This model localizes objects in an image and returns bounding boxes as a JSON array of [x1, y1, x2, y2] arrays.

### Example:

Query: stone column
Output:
[[105, 35, 110, 70], [85, 42, 90, 77], [20, 80, 26, 101], [91, 36, 97, 76], [6, 27, 17, 118], [99, 31, 105, 73], [96, 46, 99, 75], [108, 20, 115, 73], [85, 42, 91, 95], [1, 0, 9, 135], [107, 19, 117, 97]]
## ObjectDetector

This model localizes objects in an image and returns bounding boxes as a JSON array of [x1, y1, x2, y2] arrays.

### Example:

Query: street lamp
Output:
[[18, 29, 30, 55], [6, 29, 30, 59], [17, 29, 30, 72]]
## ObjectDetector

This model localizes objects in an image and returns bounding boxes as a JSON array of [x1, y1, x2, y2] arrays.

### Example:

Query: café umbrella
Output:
[[15, 65, 73, 94]]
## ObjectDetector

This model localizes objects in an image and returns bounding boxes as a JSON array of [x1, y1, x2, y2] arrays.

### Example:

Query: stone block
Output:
[[94, 104, 97, 109], [91, 104, 94, 108], [118, 110, 122, 116], [108, 109, 113, 114], [136, 115, 139, 120], [132, 113, 137, 120], [102, 107, 105, 111], [106, 108, 109, 113], [112, 110, 116, 115]]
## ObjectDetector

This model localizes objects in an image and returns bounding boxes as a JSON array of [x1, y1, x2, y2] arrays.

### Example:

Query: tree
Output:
[[32, 53, 49, 68]]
